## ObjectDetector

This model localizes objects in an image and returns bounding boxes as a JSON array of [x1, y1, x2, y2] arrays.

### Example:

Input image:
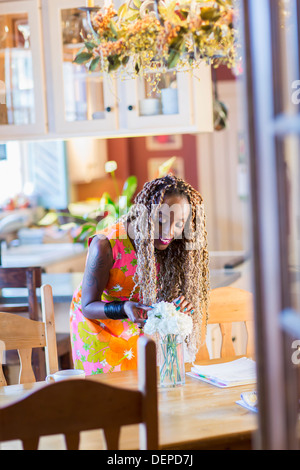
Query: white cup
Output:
[[46, 369, 85, 383], [139, 98, 161, 116], [161, 88, 178, 115]]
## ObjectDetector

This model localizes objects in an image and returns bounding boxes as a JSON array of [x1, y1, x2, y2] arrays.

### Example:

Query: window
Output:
[[0, 142, 22, 205]]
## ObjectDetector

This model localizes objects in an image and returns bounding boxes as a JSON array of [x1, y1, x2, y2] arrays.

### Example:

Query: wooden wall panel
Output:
[[197, 81, 249, 252]]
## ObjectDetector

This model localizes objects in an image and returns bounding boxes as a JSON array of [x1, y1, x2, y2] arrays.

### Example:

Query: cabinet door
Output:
[[121, 63, 213, 134], [43, 0, 117, 136], [0, 0, 47, 139]]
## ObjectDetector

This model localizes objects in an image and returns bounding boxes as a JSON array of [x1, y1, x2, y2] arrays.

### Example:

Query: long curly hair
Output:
[[125, 174, 210, 359]]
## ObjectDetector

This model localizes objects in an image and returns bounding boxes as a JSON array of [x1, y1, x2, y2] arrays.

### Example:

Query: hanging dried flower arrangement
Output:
[[74, 0, 237, 77]]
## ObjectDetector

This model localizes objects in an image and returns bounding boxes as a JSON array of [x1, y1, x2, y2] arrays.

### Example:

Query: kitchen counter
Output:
[[1, 243, 87, 273], [0, 269, 241, 305]]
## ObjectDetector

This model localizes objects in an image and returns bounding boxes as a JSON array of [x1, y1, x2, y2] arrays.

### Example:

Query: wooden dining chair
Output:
[[196, 287, 255, 361], [0, 267, 72, 382], [0, 284, 58, 386], [0, 336, 158, 451]]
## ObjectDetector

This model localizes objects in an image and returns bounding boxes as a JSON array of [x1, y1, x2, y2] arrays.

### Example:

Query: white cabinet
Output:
[[0, 0, 47, 139], [120, 63, 213, 134], [1, 0, 214, 140], [42, 0, 118, 137]]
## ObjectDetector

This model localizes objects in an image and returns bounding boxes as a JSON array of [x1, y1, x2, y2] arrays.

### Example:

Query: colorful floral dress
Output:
[[70, 220, 142, 375]]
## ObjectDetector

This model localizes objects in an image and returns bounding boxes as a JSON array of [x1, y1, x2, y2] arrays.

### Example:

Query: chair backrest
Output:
[[0, 285, 58, 386], [0, 267, 42, 320], [197, 287, 255, 361], [0, 336, 158, 450]]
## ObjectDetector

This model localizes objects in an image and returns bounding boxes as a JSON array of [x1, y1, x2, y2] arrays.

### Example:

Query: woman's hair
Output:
[[126, 174, 210, 359]]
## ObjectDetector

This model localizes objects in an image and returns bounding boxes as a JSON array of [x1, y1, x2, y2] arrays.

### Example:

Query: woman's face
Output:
[[153, 193, 191, 251]]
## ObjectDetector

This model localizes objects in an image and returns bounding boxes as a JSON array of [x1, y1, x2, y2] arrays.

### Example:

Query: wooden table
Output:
[[0, 368, 257, 450]]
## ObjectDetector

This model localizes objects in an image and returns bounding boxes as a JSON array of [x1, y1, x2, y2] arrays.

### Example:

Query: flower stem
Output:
[[159, 334, 183, 387]]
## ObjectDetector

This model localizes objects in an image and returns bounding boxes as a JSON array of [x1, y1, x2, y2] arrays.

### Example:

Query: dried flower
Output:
[[74, 0, 237, 78]]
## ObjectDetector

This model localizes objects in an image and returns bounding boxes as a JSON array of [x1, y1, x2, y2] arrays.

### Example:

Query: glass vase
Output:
[[158, 334, 185, 388]]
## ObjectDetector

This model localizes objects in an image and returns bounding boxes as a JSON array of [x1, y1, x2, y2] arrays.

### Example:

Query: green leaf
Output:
[[167, 50, 180, 69], [102, 202, 118, 218], [124, 11, 140, 21], [201, 23, 213, 31], [87, 344, 108, 363], [133, 0, 142, 8], [37, 212, 58, 226], [109, 20, 118, 38], [101, 192, 115, 207], [84, 41, 98, 51], [74, 359, 85, 370], [78, 323, 109, 364], [118, 2, 128, 19], [108, 55, 121, 72], [121, 175, 137, 202], [122, 56, 130, 66], [89, 56, 101, 71], [73, 51, 93, 64], [73, 225, 96, 243], [200, 7, 221, 21], [96, 215, 117, 231]]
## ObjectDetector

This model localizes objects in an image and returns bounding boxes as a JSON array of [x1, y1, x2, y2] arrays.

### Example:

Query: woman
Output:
[[70, 174, 209, 374]]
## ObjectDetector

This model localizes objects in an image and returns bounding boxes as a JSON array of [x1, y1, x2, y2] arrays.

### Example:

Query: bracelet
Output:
[[104, 301, 127, 320]]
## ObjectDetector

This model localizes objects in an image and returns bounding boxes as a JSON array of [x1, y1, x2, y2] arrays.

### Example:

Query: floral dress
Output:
[[70, 221, 142, 375]]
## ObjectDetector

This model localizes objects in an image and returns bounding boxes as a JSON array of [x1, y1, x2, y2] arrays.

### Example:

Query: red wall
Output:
[[127, 134, 198, 191], [77, 65, 236, 201]]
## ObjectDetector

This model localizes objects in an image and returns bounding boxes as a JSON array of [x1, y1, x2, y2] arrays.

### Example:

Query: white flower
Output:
[[124, 348, 134, 360], [112, 284, 123, 292], [144, 301, 193, 339], [105, 160, 117, 173]]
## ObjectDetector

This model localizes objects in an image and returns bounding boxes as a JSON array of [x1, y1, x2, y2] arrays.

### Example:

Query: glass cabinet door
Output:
[[122, 62, 213, 133], [123, 70, 193, 131], [45, 0, 117, 135], [0, 0, 47, 139]]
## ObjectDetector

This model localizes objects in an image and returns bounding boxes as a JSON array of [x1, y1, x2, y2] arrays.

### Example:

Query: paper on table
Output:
[[236, 391, 258, 413], [187, 357, 256, 388]]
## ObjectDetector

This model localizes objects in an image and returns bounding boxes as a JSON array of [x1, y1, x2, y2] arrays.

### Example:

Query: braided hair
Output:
[[125, 174, 210, 360]]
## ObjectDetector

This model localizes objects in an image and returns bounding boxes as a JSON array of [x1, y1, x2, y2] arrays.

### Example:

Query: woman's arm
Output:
[[81, 235, 152, 324], [81, 235, 114, 320]]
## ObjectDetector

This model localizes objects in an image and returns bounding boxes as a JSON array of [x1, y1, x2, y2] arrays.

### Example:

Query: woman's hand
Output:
[[173, 296, 194, 315], [124, 301, 153, 326]]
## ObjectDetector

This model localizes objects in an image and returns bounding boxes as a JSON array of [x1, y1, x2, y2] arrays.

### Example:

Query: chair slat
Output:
[[0, 313, 46, 350], [220, 323, 235, 358], [104, 427, 121, 450], [0, 343, 7, 386], [41, 285, 59, 376], [18, 349, 36, 384], [246, 320, 255, 356], [195, 287, 255, 362], [0, 267, 42, 289]]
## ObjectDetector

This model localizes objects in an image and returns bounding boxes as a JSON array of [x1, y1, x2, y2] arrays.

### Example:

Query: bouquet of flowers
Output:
[[75, 0, 237, 79], [144, 301, 193, 387]]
